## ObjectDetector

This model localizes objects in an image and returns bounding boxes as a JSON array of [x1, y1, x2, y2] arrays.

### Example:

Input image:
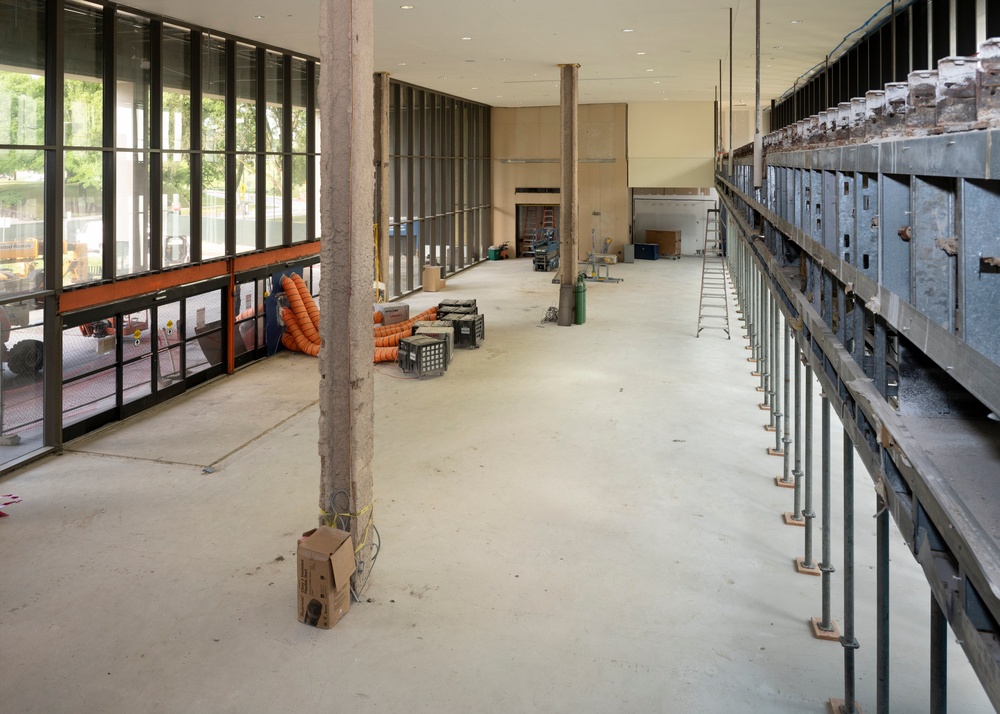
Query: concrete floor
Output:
[[0, 256, 993, 713]]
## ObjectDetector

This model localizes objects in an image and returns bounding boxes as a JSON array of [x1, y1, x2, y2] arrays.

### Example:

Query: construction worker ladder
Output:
[[696, 207, 731, 339]]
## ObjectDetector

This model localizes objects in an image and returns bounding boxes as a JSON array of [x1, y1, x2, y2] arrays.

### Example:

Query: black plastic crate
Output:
[[453, 314, 485, 348], [398, 335, 448, 377]]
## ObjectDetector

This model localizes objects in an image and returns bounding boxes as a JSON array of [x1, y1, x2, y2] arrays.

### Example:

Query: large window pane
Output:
[[64, 149, 102, 285], [185, 289, 222, 376], [201, 36, 226, 151], [314, 66, 321, 240], [0, 150, 44, 294], [202, 153, 226, 258], [235, 44, 256, 153], [265, 156, 281, 247], [0, 0, 45, 147], [265, 51, 283, 153], [235, 154, 255, 253], [291, 154, 306, 243], [291, 58, 307, 153], [65, 2, 103, 148], [162, 25, 191, 153], [115, 152, 150, 276], [116, 13, 150, 150], [162, 153, 190, 266]]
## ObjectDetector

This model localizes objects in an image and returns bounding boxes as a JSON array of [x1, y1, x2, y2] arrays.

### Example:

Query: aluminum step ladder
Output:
[[696, 207, 731, 339]]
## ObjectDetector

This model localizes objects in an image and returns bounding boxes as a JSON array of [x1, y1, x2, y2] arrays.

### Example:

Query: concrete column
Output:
[[558, 63, 580, 327], [317, 0, 376, 582], [373, 71, 390, 303]]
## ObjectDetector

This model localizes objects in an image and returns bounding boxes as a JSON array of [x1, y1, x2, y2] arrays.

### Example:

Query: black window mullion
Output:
[[990, 0, 1000, 39], [283, 54, 292, 246], [225, 39, 236, 257], [931, 0, 951, 65], [102, 4, 117, 282], [306, 62, 316, 242], [255, 47, 266, 251], [956, 0, 976, 56], [149, 20, 163, 272], [190, 30, 203, 263], [47, 0, 66, 293]]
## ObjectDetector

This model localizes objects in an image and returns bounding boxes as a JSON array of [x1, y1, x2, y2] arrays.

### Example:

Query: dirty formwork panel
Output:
[[453, 314, 485, 349], [398, 334, 447, 378], [437, 299, 477, 318]]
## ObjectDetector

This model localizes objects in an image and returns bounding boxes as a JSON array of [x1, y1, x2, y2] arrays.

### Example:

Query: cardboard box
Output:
[[376, 303, 409, 325], [422, 265, 446, 292], [645, 229, 682, 257], [297, 526, 356, 629]]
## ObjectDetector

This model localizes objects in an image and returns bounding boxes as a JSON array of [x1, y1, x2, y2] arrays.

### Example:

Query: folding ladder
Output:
[[696, 207, 731, 339]]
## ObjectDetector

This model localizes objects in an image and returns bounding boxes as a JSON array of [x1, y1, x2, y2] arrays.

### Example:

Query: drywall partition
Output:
[[627, 102, 756, 188], [491, 104, 629, 260], [627, 102, 713, 188]]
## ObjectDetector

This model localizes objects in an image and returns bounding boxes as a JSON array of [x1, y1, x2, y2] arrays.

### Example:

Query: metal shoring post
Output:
[[877, 491, 890, 714], [813, 394, 839, 638], [931, 594, 948, 713], [768, 293, 780, 436], [777, 320, 793, 484], [786, 347, 805, 524], [836, 429, 860, 714], [797, 362, 819, 574], [758, 281, 770, 402]]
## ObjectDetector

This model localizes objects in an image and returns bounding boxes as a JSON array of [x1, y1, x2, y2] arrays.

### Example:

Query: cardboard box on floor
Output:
[[297, 526, 356, 629], [645, 229, 682, 257], [422, 265, 446, 292]]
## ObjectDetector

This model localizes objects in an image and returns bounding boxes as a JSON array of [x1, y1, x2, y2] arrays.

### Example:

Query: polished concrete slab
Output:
[[0, 257, 992, 713]]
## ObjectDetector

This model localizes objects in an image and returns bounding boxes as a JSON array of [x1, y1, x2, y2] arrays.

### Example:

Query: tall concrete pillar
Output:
[[373, 72, 390, 302], [317, 0, 376, 582], [558, 63, 579, 327]]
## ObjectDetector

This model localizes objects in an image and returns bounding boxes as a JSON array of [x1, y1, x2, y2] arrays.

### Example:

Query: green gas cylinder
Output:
[[574, 273, 586, 325]]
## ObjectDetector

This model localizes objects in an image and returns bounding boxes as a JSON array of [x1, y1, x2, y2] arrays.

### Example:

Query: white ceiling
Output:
[[127, 0, 893, 108]]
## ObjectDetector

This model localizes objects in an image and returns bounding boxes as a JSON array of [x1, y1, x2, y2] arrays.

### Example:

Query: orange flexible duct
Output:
[[374, 328, 412, 348]]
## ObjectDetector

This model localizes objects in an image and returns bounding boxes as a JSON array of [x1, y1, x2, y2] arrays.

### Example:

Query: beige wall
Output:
[[627, 102, 715, 189], [491, 104, 630, 260]]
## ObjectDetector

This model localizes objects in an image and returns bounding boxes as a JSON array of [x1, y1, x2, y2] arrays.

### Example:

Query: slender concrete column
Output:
[[317, 0, 377, 585], [373, 71, 391, 303], [558, 63, 579, 326]]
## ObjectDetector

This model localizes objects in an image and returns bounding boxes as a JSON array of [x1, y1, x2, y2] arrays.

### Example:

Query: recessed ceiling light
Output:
[[653, 81, 660, 84], [636, 52, 646, 56], [438, 76, 447, 79], [496, 95, 502, 98], [500, 58, 509, 61], [622, 28, 634, 32], [645, 68, 654, 72], [253, 14, 265, 19], [400, 4, 414, 9], [790, 19, 803, 24], [765, 64, 772, 68], [397, 62, 406, 66], [461, 36, 472, 41], [471, 87, 478, 90]]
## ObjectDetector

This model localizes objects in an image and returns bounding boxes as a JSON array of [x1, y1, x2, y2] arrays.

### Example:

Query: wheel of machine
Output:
[[8, 339, 43, 376]]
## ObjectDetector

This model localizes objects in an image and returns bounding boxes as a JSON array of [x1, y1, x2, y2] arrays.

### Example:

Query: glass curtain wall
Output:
[[388, 82, 490, 298]]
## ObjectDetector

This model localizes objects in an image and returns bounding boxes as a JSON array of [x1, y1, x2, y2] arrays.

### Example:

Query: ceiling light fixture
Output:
[[622, 28, 635, 32], [636, 52, 646, 56], [645, 68, 654, 72], [397, 62, 406, 66], [253, 14, 265, 19], [461, 36, 472, 40], [400, 4, 414, 8], [790, 19, 803, 24]]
